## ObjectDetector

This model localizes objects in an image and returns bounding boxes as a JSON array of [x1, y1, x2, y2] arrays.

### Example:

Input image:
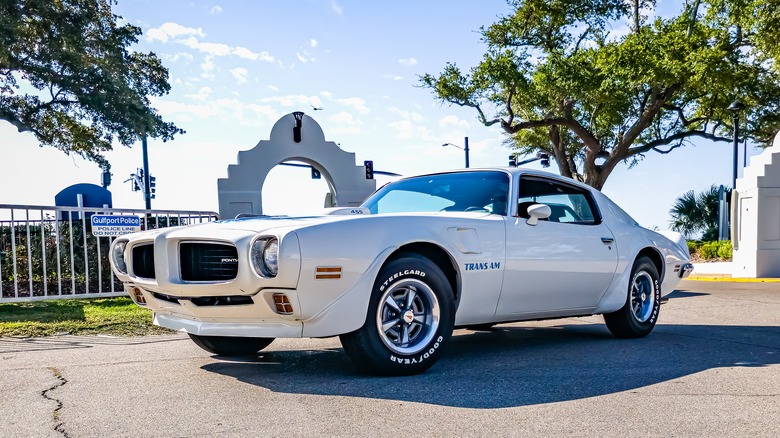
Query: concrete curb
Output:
[[685, 276, 780, 283]]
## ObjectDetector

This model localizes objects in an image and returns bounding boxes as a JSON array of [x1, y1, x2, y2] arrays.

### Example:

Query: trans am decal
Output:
[[464, 262, 501, 271]]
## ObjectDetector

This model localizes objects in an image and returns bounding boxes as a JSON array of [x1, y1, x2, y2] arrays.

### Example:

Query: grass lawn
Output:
[[0, 297, 174, 337]]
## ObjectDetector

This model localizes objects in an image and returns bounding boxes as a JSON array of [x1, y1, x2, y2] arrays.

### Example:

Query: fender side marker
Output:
[[316, 266, 342, 280]]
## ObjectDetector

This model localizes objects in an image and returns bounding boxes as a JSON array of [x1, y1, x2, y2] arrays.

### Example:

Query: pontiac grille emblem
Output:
[[221, 258, 238, 263]]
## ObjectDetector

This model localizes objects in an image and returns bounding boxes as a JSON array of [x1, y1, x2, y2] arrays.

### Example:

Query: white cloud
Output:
[[210, 5, 222, 14], [180, 37, 231, 56], [398, 57, 417, 66], [331, 1, 344, 15], [320, 91, 333, 98], [146, 22, 205, 42], [310, 39, 318, 48], [387, 107, 424, 122], [268, 85, 279, 91], [229, 67, 249, 84], [388, 119, 433, 140], [258, 51, 275, 63], [261, 94, 321, 107], [233, 47, 274, 62], [185, 86, 213, 101], [153, 97, 280, 126], [168, 52, 194, 62], [147, 22, 275, 63], [382, 74, 403, 81], [337, 97, 369, 114], [438, 115, 469, 131], [328, 111, 363, 135], [154, 100, 220, 119], [296, 52, 308, 64], [201, 56, 215, 72], [199, 57, 215, 80]]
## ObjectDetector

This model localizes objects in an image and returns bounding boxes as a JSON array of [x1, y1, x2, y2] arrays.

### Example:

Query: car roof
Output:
[[404, 167, 596, 193]]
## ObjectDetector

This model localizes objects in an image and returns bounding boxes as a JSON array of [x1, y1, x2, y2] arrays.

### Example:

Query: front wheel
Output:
[[188, 334, 274, 356], [604, 256, 661, 338], [340, 254, 455, 376]]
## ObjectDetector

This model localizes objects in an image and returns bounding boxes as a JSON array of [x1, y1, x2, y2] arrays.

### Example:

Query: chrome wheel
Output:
[[375, 278, 440, 355], [630, 271, 655, 323]]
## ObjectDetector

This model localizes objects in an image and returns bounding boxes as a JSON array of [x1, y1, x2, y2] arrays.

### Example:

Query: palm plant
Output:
[[669, 185, 722, 240]]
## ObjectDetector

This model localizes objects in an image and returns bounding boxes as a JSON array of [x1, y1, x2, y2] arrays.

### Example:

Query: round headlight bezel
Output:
[[111, 240, 128, 275], [251, 237, 279, 278]]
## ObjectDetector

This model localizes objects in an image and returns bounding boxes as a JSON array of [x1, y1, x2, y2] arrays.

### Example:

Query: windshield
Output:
[[361, 171, 510, 215]]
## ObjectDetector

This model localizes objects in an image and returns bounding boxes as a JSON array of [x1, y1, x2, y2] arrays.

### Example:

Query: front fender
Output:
[[301, 247, 397, 337]]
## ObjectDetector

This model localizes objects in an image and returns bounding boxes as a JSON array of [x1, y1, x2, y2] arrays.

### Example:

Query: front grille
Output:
[[189, 296, 253, 306], [180, 242, 239, 282], [152, 292, 180, 304], [132, 244, 155, 279]]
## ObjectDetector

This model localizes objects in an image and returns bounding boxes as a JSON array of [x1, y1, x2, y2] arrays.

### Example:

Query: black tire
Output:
[[604, 256, 661, 338], [188, 334, 274, 356], [340, 254, 456, 376]]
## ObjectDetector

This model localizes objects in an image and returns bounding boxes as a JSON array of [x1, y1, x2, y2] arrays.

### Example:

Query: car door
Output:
[[496, 176, 618, 317]]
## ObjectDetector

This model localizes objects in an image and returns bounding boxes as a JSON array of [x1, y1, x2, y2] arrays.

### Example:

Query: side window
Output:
[[517, 177, 599, 225]]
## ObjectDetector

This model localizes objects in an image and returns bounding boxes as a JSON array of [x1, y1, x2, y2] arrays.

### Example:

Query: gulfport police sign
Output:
[[91, 215, 142, 237]]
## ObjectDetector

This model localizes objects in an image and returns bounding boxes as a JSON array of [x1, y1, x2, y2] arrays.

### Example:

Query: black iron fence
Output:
[[0, 205, 218, 302]]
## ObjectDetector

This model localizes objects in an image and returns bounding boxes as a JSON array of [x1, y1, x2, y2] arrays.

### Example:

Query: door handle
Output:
[[601, 237, 614, 244]]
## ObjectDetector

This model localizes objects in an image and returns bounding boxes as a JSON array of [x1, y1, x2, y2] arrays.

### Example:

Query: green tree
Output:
[[0, 0, 183, 170], [669, 184, 722, 240], [421, 0, 780, 190]]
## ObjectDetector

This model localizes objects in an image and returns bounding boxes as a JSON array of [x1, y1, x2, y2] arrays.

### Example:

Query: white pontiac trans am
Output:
[[109, 168, 692, 375]]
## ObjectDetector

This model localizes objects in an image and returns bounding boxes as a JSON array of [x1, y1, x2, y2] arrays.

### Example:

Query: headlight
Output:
[[111, 240, 128, 274], [251, 237, 278, 277], [263, 239, 279, 276]]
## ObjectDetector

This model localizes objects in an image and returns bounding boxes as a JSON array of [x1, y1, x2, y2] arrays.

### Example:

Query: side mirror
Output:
[[526, 204, 551, 226]]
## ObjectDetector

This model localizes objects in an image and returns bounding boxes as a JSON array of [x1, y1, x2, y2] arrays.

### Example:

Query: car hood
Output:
[[203, 215, 357, 233]]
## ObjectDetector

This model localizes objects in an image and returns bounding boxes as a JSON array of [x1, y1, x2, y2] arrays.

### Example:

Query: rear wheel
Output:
[[188, 334, 274, 356], [340, 254, 455, 376], [604, 256, 661, 338]]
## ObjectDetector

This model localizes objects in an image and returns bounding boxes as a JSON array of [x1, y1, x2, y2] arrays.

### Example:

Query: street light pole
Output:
[[463, 136, 469, 168], [727, 100, 745, 190], [442, 136, 470, 168]]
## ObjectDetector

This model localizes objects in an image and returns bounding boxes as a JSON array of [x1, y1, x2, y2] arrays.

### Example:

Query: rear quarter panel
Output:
[[595, 192, 691, 313]]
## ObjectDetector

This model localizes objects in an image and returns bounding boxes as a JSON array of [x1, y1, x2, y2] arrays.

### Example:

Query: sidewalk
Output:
[[688, 262, 780, 282]]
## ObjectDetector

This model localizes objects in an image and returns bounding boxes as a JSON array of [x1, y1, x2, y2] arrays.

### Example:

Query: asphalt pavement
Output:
[[1, 280, 779, 437]]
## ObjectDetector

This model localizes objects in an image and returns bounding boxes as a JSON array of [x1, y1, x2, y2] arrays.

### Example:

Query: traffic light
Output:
[[149, 175, 157, 199], [539, 152, 550, 168], [101, 170, 111, 188], [364, 160, 374, 179], [508, 154, 517, 167], [311, 167, 321, 179]]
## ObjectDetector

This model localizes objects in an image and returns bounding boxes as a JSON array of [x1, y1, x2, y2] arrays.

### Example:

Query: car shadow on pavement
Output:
[[665, 290, 710, 299], [201, 322, 780, 409]]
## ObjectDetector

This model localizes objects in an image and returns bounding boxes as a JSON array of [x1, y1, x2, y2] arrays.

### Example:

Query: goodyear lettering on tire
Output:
[[389, 336, 444, 365]]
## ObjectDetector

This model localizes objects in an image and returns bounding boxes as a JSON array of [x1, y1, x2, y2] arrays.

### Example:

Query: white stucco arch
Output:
[[217, 112, 376, 219]]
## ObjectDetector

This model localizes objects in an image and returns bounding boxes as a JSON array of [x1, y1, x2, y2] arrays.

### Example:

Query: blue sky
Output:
[[0, 0, 764, 230]]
